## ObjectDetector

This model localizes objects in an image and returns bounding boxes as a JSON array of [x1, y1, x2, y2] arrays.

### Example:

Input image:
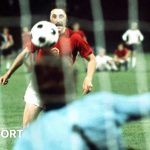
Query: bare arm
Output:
[[8, 35, 14, 47], [0, 47, 30, 85], [83, 53, 96, 94], [4, 35, 14, 49], [122, 30, 129, 42]]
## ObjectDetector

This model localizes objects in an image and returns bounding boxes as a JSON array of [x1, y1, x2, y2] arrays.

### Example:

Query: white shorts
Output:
[[24, 81, 41, 107]]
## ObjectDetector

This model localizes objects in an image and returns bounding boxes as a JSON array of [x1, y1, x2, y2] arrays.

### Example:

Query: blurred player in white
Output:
[[122, 22, 144, 67], [0, 8, 96, 127], [96, 47, 117, 71]]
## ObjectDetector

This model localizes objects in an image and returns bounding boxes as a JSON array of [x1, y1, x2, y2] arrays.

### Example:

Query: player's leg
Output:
[[124, 60, 128, 71], [128, 45, 136, 68], [131, 56, 136, 68], [23, 81, 42, 127], [104, 63, 111, 71], [23, 103, 42, 128], [114, 59, 121, 71], [108, 60, 118, 71]]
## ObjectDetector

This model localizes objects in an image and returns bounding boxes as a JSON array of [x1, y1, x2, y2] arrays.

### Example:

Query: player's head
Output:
[[50, 8, 67, 34], [98, 47, 106, 56], [22, 27, 29, 33], [3, 27, 9, 34], [131, 22, 138, 30], [117, 43, 124, 51], [72, 22, 80, 31], [33, 56, 76, 111]]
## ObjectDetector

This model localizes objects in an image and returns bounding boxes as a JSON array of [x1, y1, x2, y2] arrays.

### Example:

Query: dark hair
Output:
[[33, 56, 76, 111]]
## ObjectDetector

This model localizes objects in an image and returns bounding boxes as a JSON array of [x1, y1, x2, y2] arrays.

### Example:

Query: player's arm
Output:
[[8, 35, 14, 46], [113, 93, 150, 124], [124, 51, 130, 61], [138, 30, 144, 42], [5, 35, 14, 48], [72, 33, 96, 94], [83, 53, 96, 94], [0, 47, 30, 85], [114, 52, 119, 62], [122, 30, 129, 42]]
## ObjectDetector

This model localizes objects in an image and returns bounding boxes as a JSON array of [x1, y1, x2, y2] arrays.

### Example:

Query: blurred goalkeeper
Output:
[[0, 8, 96, 127], [14, 56, 150, 150]]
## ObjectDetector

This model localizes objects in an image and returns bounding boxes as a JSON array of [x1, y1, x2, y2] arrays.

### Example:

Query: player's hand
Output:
[[0, 74, 9, 85], [82, 77, 93, 94], [50, 47, 59, 56]]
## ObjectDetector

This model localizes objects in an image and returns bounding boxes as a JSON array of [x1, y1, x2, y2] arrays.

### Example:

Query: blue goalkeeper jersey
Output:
[[13, 92, 150, 150]]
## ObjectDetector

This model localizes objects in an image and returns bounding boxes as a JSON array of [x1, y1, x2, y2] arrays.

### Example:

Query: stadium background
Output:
[[1, 0, 150, 150], [0, 0, 150, 53]]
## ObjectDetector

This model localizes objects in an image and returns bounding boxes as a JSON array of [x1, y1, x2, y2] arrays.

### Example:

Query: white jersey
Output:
[[96, 55, 112, 65], [96, 55, 113, 71], [122, 29, 144, 45]]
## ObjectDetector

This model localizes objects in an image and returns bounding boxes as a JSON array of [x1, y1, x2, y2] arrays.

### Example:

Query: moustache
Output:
[[55, 22, 63, 26]]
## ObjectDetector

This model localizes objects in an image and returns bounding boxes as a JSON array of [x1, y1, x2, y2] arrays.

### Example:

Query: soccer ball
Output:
[[31, 21, 59, 48]]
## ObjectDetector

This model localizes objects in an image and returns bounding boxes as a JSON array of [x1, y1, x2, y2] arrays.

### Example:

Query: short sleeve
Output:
[[22, 33, 36, 53], [71, 33, 93, 58]]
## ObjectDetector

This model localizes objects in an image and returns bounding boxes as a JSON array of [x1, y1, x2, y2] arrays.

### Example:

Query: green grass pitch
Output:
[[0, 53, 150, 150]]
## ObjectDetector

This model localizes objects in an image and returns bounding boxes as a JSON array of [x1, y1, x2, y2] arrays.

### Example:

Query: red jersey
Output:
[[53, 28, 92, 63], [27, 28, 93, 63], [114, 48, 128, 58], [74, 30, 86, 40]]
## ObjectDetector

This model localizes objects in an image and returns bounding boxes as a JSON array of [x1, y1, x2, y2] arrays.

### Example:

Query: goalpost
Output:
[[0, 0, 150, 149]]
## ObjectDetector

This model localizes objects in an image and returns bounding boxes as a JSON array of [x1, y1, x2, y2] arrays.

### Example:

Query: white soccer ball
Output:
[[31, 21, 59, 48]]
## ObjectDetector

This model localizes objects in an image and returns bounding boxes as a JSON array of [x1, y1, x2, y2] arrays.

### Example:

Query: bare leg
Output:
[[23, 103, 42, 128]]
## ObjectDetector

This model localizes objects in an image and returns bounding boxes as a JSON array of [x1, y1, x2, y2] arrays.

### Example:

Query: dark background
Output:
[[0, 0, 150, 53]]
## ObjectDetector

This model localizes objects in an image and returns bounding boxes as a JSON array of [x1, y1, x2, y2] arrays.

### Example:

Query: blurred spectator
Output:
[[0, 33, 6, 72], [1, 27, 14, 70], [72, 22, 87, 41], [96, 48, 117, 71], [114, 43, 130, 71], [72, 22, 89, 71], [0, 33, 6, 48], [122, 22, 144, 68]]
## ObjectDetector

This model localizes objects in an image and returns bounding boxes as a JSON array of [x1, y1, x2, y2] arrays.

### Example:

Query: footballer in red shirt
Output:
[[0, 8, 96, 127], [31, 28, 92, 64], [114, 43, 130, 71]]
